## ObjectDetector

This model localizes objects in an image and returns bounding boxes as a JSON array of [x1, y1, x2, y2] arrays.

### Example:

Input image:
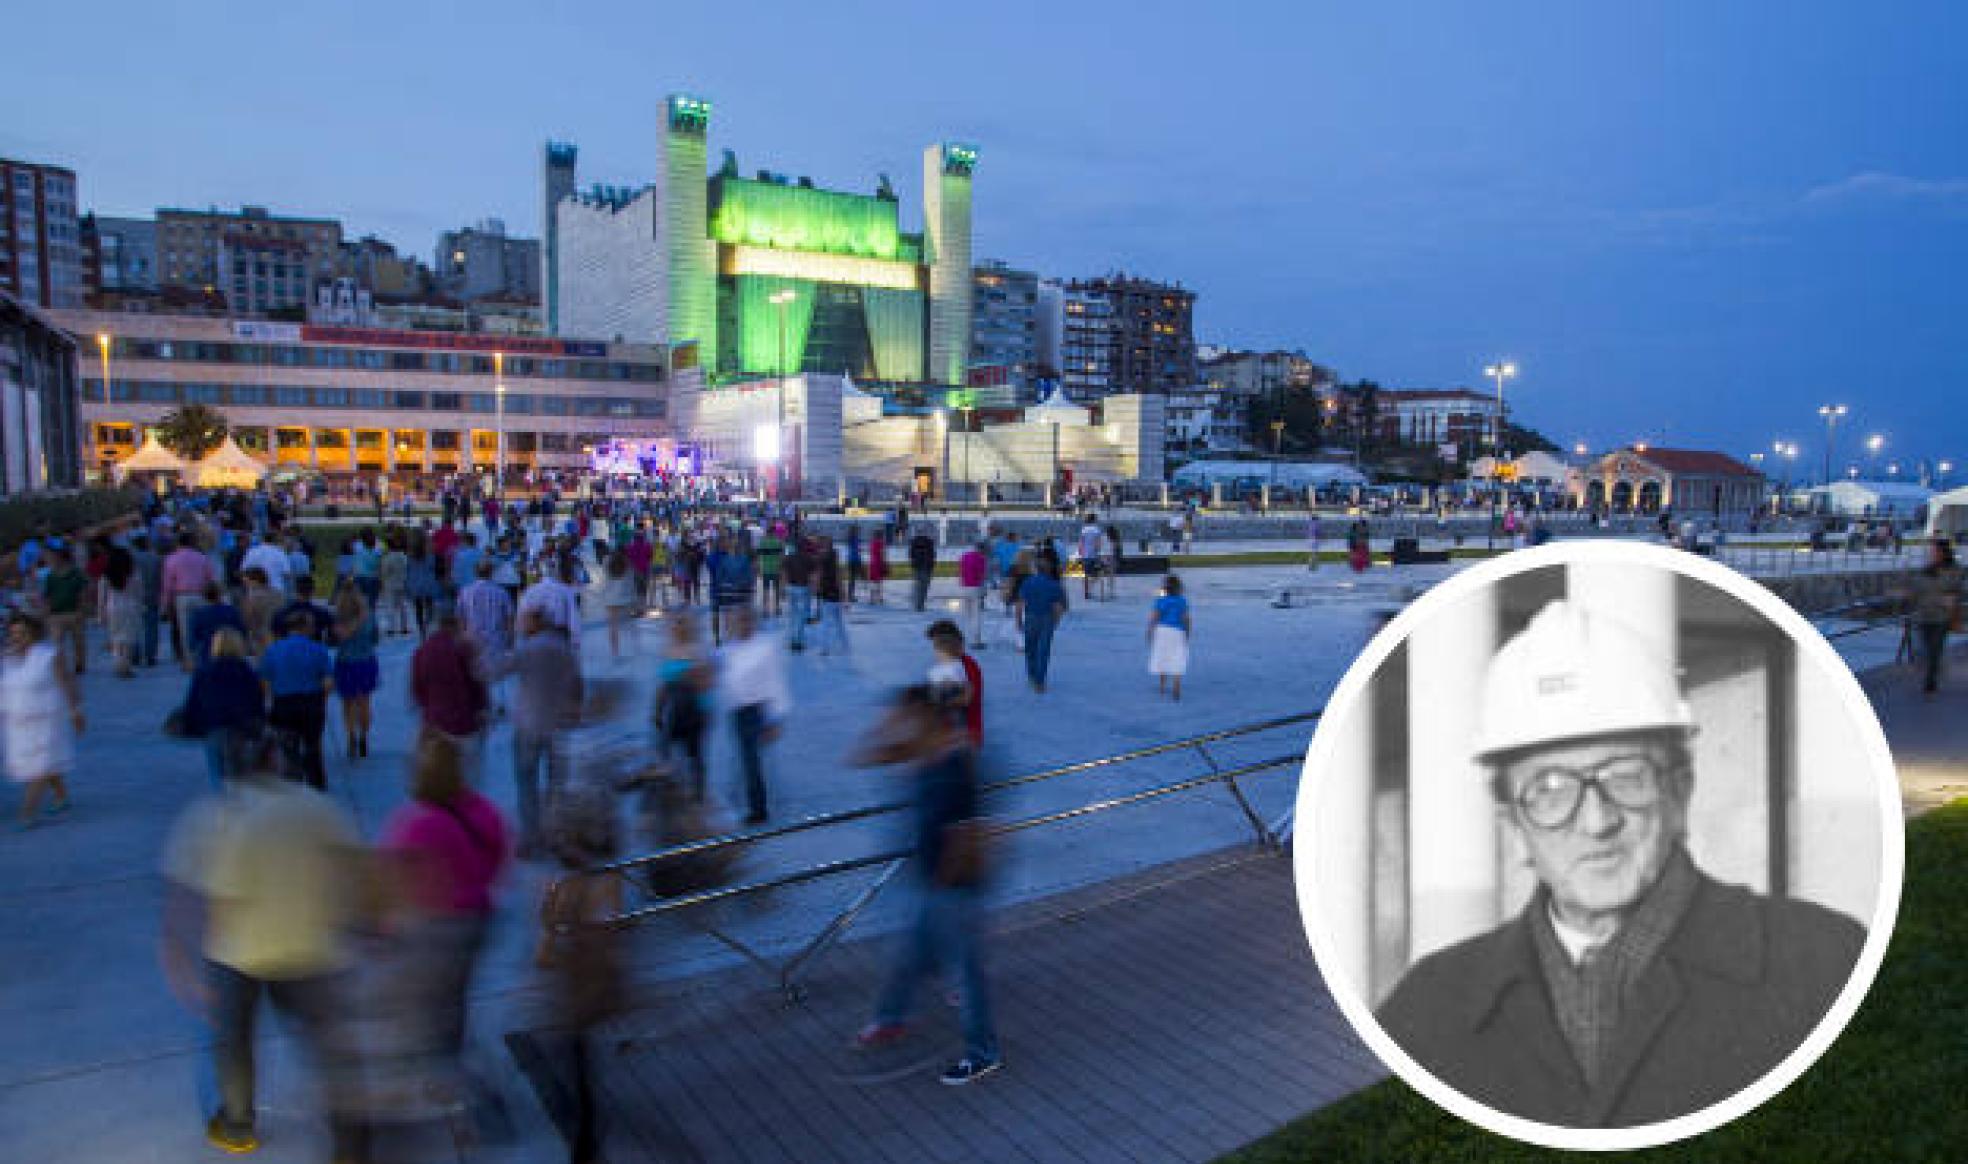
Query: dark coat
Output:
[[1376, 868, 1865, 1128]]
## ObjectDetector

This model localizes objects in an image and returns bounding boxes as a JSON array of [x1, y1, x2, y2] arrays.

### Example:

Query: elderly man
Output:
[[1376, 600, 1865, 1129]]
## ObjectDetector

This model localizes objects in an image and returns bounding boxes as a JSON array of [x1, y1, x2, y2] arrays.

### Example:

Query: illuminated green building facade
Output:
[[657, 95, 975, 387]]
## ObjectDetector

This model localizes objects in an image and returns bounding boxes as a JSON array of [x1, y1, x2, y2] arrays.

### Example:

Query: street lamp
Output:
[[95, 334, 112, 472], [936, 409, 949, 501], [1817, 403, 1848, 486], [494, 351, 506, 499], [1482, 361, 1517, 547], [768, 288, 796, 501], [1940, 460, 1955, 489]]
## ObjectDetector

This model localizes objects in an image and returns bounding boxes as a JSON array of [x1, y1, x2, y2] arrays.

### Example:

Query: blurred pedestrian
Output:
[[160, 727, 372, 1160], [503, 609, 583, 856], [99, 541, 144, 678], [601, 550, 637, 661], [1147, 574, 1192, 701], [868, 530, 888, 605], [851, 685, 1001, 1085], [3, 612, 81, 827], [957, 542, 988, 649], [1910, 537, 1964, 696], [926, 620, 983, 747], [716, 604, 789, 825], [333, 586, 380, 760], [40, 545, 90, 675], [536, 782, 624, 1164], [180, 627, 263, 791], [909, 525, 937, 612], [1015, 555, 1069, 693], [163, 533, 217, 669], [782, 536, 814, 652], [189, 580, 248, 669], [131, 532, 163, 668], [380, 733, 508, 1119], [261, 611, 334, 789], [814, 539, 851, 656], [519, 555, 586, 655], [654, 614, 713, 802], [412, 611, 490, 769], [238, 567, 282, 656]]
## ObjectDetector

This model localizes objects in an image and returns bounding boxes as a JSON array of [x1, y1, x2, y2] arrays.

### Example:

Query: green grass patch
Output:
[[1220, 799, 1968, 1163]]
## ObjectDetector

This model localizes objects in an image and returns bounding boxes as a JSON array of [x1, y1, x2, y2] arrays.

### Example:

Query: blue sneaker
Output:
[[939, 1056, 1002, 1086]]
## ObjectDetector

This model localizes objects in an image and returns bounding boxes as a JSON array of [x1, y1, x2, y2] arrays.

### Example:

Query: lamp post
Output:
[[959, 405, 973, 503], [493, 351, 506, 500], [95, 334, 112, 474], [936, 409, 949, 502], [1482, 361, 1517, 547], [1864, 433, 1885, 479], [769, 288, 795, 501], [1817, 404, 1848, 486]]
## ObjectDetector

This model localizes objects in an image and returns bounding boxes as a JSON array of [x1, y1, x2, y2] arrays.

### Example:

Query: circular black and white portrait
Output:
[[1293, 541, 1902, 1151]]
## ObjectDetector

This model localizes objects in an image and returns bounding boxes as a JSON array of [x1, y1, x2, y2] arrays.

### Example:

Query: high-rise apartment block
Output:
[[971, 260, 1040, 383], [1063, 274, 1197, 397], [156, 205, 343, 315], [0, 159, 84, 309]]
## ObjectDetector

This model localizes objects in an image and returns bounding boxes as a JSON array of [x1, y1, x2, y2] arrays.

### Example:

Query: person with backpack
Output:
[[851, 685, 1001, 1086]]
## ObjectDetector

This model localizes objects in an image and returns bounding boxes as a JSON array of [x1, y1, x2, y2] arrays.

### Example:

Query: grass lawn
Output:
[[1218, 799, 1966, 1163]]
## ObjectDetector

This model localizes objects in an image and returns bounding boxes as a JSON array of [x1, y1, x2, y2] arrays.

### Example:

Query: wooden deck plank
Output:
[[510, 848, 1389, 1163]]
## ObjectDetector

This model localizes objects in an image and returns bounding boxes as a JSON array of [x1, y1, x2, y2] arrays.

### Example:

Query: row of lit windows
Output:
[[98, 424, 616, 456], [83, 378, 665, 418], [100, 338, 663, 383]]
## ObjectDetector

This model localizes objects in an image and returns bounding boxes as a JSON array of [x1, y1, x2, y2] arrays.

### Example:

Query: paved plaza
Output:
[[0, 547, 1955, 1162]]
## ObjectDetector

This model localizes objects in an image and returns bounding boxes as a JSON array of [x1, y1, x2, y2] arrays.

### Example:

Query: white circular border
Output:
[[1291, 540, 1906, 1152]]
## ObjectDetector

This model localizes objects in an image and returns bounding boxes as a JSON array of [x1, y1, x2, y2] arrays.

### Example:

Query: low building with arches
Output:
[[1573, 446, 1764, 515]]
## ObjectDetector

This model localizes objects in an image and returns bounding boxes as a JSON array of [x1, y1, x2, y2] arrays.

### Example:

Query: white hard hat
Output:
[[1471, 599, 1694, 763]]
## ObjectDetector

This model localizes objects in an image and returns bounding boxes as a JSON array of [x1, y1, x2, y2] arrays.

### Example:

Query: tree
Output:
[[156, 403, 231, 461]]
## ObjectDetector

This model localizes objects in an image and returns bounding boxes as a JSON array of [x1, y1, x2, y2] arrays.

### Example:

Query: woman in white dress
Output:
[[99, 544, 144, 679], [1146, 574, 1192, 701], [2, 613, 82, 827]]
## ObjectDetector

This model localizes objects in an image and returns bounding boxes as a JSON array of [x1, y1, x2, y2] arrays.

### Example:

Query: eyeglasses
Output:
[[1513, 754, 1670, 830]]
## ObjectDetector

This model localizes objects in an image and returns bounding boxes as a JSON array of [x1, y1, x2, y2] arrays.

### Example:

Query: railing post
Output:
[[1198, 741, 1277, 849]]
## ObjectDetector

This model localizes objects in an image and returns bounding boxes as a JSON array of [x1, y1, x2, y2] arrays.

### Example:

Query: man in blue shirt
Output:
[[259, 613, 334, 788]]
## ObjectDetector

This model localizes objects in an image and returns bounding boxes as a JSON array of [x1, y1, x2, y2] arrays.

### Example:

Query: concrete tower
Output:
[[541, 141, 578, 335], [923, 143, 977, 387], [661, 94, 716, 376]]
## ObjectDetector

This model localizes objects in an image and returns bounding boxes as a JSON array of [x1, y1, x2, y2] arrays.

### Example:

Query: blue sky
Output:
[[7, 0, 1965, 477]]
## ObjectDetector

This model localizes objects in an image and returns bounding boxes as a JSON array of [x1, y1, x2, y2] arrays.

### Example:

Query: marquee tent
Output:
[[111, 434, 188, 481], [189, 436, 269, 489]]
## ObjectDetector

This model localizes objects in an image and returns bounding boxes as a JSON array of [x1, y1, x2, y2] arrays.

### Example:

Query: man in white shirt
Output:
[[517, 554, 585, 653], [716, 605, 790, 825], [241, 535, 291, 595], [1077, 516, 1105, 600]]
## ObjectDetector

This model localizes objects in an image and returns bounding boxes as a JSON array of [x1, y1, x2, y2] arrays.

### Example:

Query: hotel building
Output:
[[50, 309, 685, 483]]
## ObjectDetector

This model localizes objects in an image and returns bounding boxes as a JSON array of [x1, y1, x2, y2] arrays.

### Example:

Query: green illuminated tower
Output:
[[923, 143, 977, 387], [663, 94, 716, 372]]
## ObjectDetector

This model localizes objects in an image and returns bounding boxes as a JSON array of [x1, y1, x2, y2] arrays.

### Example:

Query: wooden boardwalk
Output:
[[509, 848, 1388, 1163]]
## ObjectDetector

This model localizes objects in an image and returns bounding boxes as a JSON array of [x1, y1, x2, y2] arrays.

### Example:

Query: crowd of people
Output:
[[0, 476, 1230, 1158]]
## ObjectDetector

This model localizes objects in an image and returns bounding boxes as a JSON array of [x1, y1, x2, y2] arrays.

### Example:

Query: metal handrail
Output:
[[584, 710, 1322, 881], [558, 711, 1320, 999]]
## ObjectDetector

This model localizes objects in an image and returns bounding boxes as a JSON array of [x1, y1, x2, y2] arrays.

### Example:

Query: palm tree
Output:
[[155, 403, 231, 461]]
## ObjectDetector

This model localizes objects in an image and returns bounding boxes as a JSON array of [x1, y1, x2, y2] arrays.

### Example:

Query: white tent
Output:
[[1805, 479, 1932, 518], [112, 434, 188, 481], [1926, 485, 1968, 538], [190, 436, 269, 489]]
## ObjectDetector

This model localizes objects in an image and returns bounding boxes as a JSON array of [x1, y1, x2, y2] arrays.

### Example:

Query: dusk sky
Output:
[[8, 1, 1965, 478]]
